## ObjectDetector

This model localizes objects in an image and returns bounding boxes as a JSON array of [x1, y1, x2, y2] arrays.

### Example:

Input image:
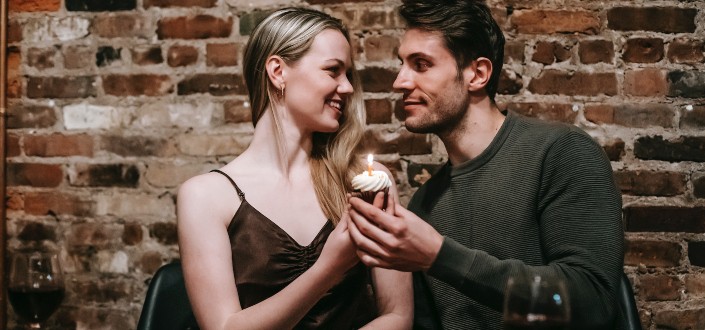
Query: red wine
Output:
[[504, 317, 569, 330], [8, 286, 65, 323]]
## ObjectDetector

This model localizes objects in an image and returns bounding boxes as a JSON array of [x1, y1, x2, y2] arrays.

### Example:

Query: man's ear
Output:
[[265, 55, 286, 89], [463, 57, 493, 92]]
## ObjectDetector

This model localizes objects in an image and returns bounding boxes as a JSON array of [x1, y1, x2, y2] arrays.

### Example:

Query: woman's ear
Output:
[[463, 57, 493, 92], [265, 55, 286, 90]]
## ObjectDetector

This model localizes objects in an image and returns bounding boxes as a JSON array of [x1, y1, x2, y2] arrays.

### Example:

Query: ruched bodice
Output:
[[212, 170, 376, 329]]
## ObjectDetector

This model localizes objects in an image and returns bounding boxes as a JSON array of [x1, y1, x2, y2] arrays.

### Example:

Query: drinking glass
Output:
[[503, 273, 570, 330], [8, 251, 65, 329]]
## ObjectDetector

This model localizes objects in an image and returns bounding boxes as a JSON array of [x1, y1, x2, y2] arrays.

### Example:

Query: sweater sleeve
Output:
[[426, 129, 624, 329]]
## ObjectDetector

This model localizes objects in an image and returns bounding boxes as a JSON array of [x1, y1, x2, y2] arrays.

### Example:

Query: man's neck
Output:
[[439, 98, 505, 166]]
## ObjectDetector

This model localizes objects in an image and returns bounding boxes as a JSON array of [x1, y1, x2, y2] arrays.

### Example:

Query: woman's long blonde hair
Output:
[[242, 7, 365, 224]]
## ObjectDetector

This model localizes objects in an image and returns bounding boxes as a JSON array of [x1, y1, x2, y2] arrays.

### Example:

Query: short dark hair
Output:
[[400, 0, 505, 100]]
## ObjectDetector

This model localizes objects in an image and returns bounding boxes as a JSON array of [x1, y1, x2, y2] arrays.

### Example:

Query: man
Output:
[[346, 0, 625, 329]]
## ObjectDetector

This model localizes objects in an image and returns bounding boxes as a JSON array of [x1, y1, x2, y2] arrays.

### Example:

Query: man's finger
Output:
[[348, 212, 393, 259], [350, 197, 401, 231]]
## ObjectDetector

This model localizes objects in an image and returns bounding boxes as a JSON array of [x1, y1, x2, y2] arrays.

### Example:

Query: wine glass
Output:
[[503, 273, 570, 330], [8, 251, 65, 329]]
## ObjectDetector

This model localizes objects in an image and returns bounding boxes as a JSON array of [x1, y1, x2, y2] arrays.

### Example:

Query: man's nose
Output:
[[392, 66, 413, 92]]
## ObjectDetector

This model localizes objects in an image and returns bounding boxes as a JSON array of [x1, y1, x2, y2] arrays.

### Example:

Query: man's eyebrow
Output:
[[398, 52, 431, 62]]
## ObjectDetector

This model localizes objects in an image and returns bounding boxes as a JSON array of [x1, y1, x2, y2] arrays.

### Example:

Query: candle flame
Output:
[[367, 154, 373, 175]]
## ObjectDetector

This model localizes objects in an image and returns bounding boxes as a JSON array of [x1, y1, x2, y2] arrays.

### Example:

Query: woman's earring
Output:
[[280, 84, 285, 98]]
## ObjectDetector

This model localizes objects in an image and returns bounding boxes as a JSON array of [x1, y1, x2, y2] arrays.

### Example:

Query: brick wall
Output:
[[5, 0, 705, 328]]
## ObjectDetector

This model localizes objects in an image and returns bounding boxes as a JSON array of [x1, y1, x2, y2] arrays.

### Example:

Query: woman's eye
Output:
[[415, 60, 430, 71]]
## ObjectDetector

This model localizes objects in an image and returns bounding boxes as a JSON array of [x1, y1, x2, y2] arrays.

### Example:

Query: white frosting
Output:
[[352, 170, 392, 192]]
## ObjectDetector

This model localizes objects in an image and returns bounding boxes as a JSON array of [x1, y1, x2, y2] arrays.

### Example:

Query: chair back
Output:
[[137, 262, 199, 330], [618, 273, 642, 330]]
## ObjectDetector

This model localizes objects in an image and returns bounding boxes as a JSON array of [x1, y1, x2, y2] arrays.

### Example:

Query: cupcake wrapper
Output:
[[352, 187, 389, 210]]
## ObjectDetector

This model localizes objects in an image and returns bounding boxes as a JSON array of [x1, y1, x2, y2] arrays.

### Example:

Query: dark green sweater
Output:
[[408, 111, 624, 330]]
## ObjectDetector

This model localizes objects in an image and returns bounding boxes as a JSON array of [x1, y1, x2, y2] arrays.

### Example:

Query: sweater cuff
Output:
[[427, 236, 476, 287]]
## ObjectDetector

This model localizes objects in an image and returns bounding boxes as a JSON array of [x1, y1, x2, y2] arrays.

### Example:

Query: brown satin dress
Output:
[[212, 170, 376, 329]]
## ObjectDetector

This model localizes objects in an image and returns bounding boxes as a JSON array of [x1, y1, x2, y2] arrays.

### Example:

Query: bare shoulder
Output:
[[372, 161, 394, 178], [177, 171, 241, 227]]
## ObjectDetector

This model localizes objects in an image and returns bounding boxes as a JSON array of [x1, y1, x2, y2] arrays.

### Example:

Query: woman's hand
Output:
[[316, 213, 360, 279]]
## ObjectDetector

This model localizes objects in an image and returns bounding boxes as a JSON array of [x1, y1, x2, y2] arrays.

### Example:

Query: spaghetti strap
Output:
[[210, 169, 245, 201]]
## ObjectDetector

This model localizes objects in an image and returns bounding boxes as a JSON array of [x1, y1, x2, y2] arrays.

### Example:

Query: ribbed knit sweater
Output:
[[408, 111, 624, 330]]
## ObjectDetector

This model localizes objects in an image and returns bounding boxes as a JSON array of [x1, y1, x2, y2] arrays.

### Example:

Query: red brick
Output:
[[157, 15, 233, 39], [360, 67, 397, 93], [103, 74, 173, 96], [91, 14, 152, 38], [206, 43, 238, 67], [668, 71, 705, 99], [149, 222, 178, 245], [685, 274, 705, 299], [584, 104, 613, 125], [140, 251, 164, 274], [17, 222, 56, 242], [24, 133, 94, 157], [528, 71, 617, 96], [624, 69, 667, 97], [6, 191, 23, 211], [64, 45, 94, 69], [694, 173, 705, 199], [579, 39, 614, 64], [607, 7, 697, 33], [69, 163, 140, 188], [24, 192, 94, 216], [365, 99, 392, 124], [8, 20, 22, 43], [602, 104, 673, 128], [667, 38, 705, 64], [614, 171, 686, 196], [27, 47, 57, 69], [8, 163, 63, 187], [361, 129, 432, 155], [66, 0, 136, 11], [9, 0, 60, 12], [27, 76, 97, 99], [359, 9, 395, 30], [364, 35, 399, 61], [623, 38, 664, 63], [504, 41, 525, 64], [407, 162, 443, 187], [122, 223, 143, 245], [601, 138, 625, 161], [689, 242, 705, 267], [624, 206, 705, 233], [72, 278, 133, 303], [145, 0, 216, 7], [653, 308, 705, 330], [640, 275, 681, 301], [503, 103, 576, 123], [532, 41, 571, 64], [101, 135, 175, 157], [177, 74, 246, 96], [497, 70, 522, 95], [624, 240, 681, 267], [511, 10, 600, 34], [7, 105, 57, 129], [635, 135, 705, 162], [66, 223, 121, 251], [167, 45, 198, 67], [7, 133, 21, 157], [131, 46, 163, 66], [224, 100, 251, 124], [7, 47, 21, 98]]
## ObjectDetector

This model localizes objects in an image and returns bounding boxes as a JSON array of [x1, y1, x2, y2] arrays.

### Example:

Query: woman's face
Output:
[[283, 29, 354, 134]]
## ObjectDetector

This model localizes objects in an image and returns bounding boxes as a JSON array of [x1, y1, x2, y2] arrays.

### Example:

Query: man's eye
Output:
[[415, 60, 430, 71]]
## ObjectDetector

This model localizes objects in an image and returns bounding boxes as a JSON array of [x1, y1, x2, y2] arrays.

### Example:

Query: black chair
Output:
[[137, 262, 199, 330], [618, 273, 642, 330]]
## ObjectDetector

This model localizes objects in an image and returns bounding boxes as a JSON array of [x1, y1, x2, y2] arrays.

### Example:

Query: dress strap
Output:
[[210, 169, 245, 201]]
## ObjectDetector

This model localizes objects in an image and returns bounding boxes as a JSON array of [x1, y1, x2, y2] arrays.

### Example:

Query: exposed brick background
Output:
[[5, 0, 705, 329]]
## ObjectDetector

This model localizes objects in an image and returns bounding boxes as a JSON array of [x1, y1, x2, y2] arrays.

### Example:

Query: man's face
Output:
[[393, 28, 469, 135]]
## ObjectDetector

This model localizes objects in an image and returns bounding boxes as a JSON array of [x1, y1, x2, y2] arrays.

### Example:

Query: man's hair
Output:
[[400, 0, 505, 100]]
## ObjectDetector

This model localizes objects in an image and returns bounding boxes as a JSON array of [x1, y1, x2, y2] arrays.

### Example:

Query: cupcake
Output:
[[351, 169, 392, 209]]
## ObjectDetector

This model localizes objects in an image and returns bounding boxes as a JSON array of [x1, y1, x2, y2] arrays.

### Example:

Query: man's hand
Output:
[[347, 192, 444, 272]]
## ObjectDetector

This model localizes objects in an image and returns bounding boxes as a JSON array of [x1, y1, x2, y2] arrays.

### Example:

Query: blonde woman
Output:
[[177, 7, 412, 330]]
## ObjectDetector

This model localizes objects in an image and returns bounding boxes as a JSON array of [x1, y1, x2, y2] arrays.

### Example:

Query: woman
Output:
[[177, 7, 413, 329]]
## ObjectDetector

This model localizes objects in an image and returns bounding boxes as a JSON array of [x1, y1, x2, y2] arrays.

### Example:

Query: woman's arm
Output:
[[177, 174, 360, 330], [359, 163, 413, 329]]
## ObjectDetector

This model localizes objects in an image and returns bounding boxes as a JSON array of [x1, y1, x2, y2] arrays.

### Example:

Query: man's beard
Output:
[[404, 83, 469, 136]]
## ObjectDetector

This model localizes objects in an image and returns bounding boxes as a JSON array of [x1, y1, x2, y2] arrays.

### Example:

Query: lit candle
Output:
[[367, 154, 373, 176]]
